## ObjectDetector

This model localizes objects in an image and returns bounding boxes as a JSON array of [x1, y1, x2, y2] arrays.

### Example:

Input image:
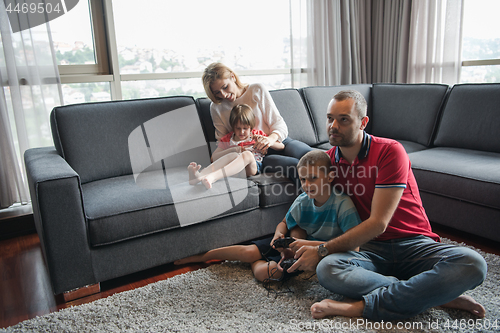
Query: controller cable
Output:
[[259, 246, 316, 298]]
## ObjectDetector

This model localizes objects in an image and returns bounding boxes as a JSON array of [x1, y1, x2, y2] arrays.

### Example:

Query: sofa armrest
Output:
[[24, 147, 96, 294]]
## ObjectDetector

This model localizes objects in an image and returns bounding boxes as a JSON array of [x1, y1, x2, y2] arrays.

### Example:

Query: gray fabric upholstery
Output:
[[420, 192, 500, 243], [85, 167, 259, 246], [24, 147, 96, 293], [249, 173, 298, 208], [410, 148, 500, 210], [90, 205, 289, 282], [51, 97, 199, 184], [269, 89, 317, 145], [196, 97, 217, 154], [434, 83, 500, 153], [397, 140, 429, 154], [300, 84, 372, 144], [371, 83, 449, 147]]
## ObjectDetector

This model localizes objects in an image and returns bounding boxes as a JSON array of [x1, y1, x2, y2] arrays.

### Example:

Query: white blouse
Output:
[[210, 83, 288, 142]]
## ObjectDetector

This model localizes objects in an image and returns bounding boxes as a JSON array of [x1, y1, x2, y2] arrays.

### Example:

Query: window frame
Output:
[[58, 0, 296, 101]]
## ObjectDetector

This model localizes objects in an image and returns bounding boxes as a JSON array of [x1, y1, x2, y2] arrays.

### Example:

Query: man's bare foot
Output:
[[188, 162, 202, 185], [440, 295, 486, 318], [311, 298, 364, 319]]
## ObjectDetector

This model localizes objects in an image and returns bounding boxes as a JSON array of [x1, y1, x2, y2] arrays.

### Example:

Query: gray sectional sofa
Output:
[[24, 83, 500, 297]]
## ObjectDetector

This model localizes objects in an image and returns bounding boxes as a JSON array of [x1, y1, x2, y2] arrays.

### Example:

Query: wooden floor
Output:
[[1, 223, 499, 329]]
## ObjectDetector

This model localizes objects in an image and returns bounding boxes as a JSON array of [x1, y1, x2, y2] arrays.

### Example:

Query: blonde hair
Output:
[[202, 63, 247, 104], [229, 104, 255, 130]]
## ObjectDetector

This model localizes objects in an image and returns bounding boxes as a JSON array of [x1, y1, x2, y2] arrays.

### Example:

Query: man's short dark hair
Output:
[[333, 90, 368, 119]]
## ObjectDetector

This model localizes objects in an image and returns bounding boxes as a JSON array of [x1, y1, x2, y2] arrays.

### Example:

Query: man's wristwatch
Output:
[[318, 243, 329, 258]]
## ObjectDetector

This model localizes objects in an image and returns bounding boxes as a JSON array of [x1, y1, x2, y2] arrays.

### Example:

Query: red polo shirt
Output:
[[326, 133, 440, 242]]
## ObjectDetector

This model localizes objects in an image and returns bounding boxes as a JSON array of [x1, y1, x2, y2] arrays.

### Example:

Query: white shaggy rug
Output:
[[2, 239, 499, 332]]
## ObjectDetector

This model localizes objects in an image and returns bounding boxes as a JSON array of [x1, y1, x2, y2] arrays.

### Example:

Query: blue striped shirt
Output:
[[285, 191, 361, 241]]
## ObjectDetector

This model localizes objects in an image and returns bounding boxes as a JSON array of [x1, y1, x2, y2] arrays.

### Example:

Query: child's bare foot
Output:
[[202, 177, 213, 189], [188, 162, 202, 185], [440, 295, 486, 318], [310, 298, 364, 319], [201, 174, 217, 189]]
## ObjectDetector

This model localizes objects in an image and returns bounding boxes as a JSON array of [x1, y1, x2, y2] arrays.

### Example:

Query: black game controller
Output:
[[280, 258, 298, 271], [273, 237, 296, 248]]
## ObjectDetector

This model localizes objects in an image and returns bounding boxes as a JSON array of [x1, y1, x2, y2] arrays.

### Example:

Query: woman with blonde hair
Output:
[[202, 62, 312, 187]]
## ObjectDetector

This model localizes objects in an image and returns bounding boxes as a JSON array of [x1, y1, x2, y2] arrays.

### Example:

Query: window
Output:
[[52, 0, 112, 103], [460, 0, 500, 83], [112, 0, 292, 98], [55, 0, 294, 103]]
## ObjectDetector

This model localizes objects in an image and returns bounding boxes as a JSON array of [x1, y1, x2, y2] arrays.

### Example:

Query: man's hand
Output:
[[289, 239, 322, 254], [287, 245, 320, 273]]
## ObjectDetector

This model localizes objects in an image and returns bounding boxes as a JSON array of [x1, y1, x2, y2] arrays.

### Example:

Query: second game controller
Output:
[[280, 258, 298, 271]]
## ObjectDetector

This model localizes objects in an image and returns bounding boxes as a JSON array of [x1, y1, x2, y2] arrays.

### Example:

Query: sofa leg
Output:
[[62, 283, 101, 302]]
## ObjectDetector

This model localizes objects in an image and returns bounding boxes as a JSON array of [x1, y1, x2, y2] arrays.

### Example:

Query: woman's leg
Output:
[[283, 138, 314, 160], [262, 138, 313, 189]]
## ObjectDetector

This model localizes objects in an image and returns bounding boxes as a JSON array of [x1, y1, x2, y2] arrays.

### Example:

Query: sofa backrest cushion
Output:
[[371, 83, 449, 147], [51, 96, 204, 184], [269, 89, 317, 146], [433, 83, 500, 153], [301, 84, 372, 145], [195, 97, 217, 154]]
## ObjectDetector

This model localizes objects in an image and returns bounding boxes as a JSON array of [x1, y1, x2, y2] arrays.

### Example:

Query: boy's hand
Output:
[[270, 233, 285, 249], [276, 249, 295, 272]]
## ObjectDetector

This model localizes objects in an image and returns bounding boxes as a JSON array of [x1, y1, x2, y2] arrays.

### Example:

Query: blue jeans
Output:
[[316, 235, 487, 321]]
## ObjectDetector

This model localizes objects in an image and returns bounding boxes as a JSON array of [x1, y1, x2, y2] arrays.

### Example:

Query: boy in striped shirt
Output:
[[175, 150, 361, 282]]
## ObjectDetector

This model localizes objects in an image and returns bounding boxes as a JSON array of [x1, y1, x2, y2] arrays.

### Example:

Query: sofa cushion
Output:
[[301, 85, 372, 144], [371, 83, 449, 147], [433, 83, 500, 153], [249, 173, 298, 208], [196, 97, 217, 152], [269, 89, 317, 146], [51, 97, 203, 184], [398, 140, 428, 154], [410, 148, 500, 210], [84, 167, 259, 246]]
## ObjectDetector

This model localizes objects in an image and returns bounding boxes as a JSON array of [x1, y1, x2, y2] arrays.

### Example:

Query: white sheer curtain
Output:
[[407, 0, 464, 84], [301, 0, 463, 86], [0, 3, 63, 209]]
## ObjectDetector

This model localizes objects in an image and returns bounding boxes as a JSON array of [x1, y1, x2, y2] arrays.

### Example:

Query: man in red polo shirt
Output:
[[286, 90, 487, 321]]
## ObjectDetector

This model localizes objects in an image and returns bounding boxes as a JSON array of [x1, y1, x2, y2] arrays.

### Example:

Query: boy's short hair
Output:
[[229, 104, 255, 130], [297, 150, 332, 172]]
